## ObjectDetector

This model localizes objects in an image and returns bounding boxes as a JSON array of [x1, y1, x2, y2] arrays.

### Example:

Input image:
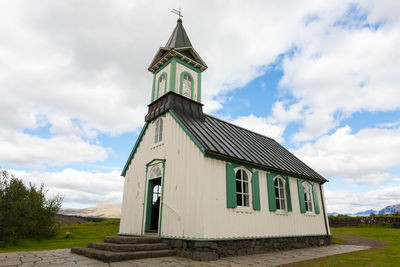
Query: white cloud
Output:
[[8, 168, 123, 207], [0, 129, 110, 168], [278, 1, 400, 141], [230, 114, 285, 142], [293, 126, 400, 184], [325, 184, 400, 214]]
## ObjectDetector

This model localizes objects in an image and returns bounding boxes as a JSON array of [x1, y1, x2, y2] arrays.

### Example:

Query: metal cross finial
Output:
[[171, 8, 183, 20]]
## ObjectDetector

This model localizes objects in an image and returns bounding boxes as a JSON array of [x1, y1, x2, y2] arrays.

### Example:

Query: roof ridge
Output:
[[203, 114, 277, 142]]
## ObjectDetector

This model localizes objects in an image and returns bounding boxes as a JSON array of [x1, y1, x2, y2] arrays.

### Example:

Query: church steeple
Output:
[[148, 19, 207, 104]]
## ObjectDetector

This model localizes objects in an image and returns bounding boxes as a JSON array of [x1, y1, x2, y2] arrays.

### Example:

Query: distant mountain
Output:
[[355, 209, 377, 216], [378, 204, 400, 215], [59, 203, 121, 218], [328, 212, 339, 216]]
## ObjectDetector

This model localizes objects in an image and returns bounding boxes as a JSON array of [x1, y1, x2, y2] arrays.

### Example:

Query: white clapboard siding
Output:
[[119, 112, 329, 239]]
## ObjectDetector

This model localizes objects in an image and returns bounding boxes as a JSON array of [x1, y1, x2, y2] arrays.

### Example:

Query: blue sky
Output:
[[1, 0, 400, 213]]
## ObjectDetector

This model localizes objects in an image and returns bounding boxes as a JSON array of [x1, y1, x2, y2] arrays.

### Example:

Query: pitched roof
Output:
[[170, 107, 327, 182], [165, 19, 192, 48]]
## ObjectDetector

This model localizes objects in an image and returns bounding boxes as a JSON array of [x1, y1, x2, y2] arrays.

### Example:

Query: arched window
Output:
[[154, 118, 163, 143], [303, 182, 313, 212], [274, 177, 286, 211], [149, 166, 162, 179], [236, 169, 249, 207], [182, 73, 192, 98], [157, 74, 166, 98]]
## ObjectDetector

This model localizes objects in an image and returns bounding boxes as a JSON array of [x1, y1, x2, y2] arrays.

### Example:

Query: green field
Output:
[[299, 224, 400, 266], [0, 220, 120, 253]]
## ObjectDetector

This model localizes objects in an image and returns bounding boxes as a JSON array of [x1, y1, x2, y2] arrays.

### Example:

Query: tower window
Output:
[[154, 118, 163, 143], [182, 73, 192, 98], [157, 74, 167, 98]]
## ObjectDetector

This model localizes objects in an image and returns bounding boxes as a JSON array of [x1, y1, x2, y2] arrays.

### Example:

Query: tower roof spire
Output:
[[165, 18, 192, 48]]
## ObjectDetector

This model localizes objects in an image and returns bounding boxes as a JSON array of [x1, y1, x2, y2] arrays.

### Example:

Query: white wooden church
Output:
[[118, 18, 331, 259]]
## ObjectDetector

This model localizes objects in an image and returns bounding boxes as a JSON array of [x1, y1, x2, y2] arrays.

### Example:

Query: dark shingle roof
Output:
[[172, 110, 327, 182], [165, 19, 192, 48]]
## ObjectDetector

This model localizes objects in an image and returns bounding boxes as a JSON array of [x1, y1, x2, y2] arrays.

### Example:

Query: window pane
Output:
[[236, 180, 242, 193], [281, 199, 286, 210], [244, 195, 249, 207], [242, 172, 248, 181], [274, 178, 278, 187], [236, 170, 241, 180], [275, 186, 279, 198], [243, 181, 248, 193], [237, 193, 242, 206], [276, 198, 280, 209], [279, 187, 284, 198]]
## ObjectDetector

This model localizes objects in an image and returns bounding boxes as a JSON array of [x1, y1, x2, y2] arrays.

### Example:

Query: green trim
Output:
[[312, 183, 320, 214], [143, 159, 166, 234], [168, 110, 205, 153], [197, 71, 201, 102], [175, 57, 201, 74], [159, 160, 166, 237], [154, 58, 173, 75], [121, 123, 149, 177], [297, 179, 306, 213], [156, 72, 167, 99], [179, 71, 194, 100], [159, 234, 330, 241], [225, 163, 237, 208], [251, 171, 261, 210], [146, 158, 166, 167], [169, 58, 177, 92], [267, 172, 276, 211]]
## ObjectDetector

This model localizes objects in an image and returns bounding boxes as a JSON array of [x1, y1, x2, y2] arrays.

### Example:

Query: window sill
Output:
[[274, 210, 290, 216], [305, 212, 316, 216], [151, 142, 164, 149], [234, 206, 254, 213]]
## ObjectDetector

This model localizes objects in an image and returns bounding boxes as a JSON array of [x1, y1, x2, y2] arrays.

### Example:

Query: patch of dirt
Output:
[[280, 234, 386, 267], [334, 234, 386, 248]]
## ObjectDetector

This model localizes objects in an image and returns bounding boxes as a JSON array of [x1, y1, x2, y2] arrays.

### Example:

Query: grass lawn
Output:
[[298, 224, 400, 266], [0, 220, 120, 253]]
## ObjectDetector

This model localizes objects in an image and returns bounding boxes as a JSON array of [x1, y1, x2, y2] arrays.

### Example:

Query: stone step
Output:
[[104, 236, 162, 244], [88, 241, 169, 252], [71, 247, 176, 262]]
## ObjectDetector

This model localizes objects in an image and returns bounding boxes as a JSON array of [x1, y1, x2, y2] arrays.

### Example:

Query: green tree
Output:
[[0, 170, 63, 246]]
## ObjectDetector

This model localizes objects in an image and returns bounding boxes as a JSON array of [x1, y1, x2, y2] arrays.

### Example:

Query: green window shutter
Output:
[[226, 163, 237, 208], [283, 176, 292, 212], [267, 173, 276, 211], [251, 171, 261, 210], [297, 179, 306, 213], [312, 183, 320, 214]]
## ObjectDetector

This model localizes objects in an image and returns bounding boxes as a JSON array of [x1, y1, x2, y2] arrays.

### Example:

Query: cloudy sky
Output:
[[1, 0, 399, 213]]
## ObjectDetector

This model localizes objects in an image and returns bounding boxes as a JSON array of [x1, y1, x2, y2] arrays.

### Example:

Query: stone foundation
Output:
[[162, 235, 332, 261]]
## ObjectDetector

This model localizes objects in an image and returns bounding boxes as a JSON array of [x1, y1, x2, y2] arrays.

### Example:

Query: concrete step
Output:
[[71, 247, 176, 262], [88, 241, 169, 252], [104, 236, 162, 244]]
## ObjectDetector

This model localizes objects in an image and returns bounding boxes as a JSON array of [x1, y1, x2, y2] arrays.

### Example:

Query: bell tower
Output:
[[148, 19, 207, 103]]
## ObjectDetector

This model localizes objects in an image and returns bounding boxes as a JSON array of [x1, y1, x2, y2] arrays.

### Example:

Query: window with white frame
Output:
[[236, 169, 249, 207], [154, 118, 163, 143], [303, 182, 313, 212], [182, 73, 192, 98], [274, 177, 286, 211]]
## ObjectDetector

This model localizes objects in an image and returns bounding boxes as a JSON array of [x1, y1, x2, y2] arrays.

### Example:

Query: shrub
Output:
[[0, 170, 63, 246]]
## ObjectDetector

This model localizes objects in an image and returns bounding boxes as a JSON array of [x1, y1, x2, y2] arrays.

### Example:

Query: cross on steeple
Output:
[[171, 8, 183, 20]]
